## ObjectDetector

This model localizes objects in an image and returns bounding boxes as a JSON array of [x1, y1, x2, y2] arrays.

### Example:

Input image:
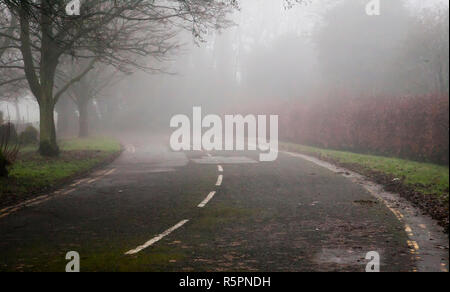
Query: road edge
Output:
[[282, 150, 449, 272]]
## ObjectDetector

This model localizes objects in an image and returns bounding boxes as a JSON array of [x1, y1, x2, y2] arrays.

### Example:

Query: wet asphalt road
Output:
[[0, 135, 415, 272]]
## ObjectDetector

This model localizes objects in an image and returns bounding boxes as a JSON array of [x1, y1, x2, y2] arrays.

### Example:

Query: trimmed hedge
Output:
[[252, 94, 449, 165]]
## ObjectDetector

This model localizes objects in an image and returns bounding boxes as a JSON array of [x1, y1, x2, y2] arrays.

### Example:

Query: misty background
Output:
[[1, 0, 449, 149]]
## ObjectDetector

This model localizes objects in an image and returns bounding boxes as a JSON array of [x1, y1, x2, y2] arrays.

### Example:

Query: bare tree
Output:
[[0, 3, 15, 60], [57, 58, 121, 137], [2, 0, 237, 156], [0, 3, 26, 92]]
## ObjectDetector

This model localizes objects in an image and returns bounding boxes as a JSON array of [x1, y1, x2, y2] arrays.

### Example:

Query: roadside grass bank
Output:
[[281, 142, 449, 233], [0, 137, 122, 209]]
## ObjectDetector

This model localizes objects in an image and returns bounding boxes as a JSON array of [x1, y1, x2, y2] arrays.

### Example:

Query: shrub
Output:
[[254, 93, 449, 165], [0, 151, 10, 177], [0, 123, 20, 178], [0, 122, 18, 143], [19, 125, 39, 145]]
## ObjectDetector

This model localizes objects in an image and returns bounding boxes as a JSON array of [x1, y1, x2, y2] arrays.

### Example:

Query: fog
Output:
[[76, 0, 446, 134], [1, 0, 449, 273], [1, 0, 449, 137]]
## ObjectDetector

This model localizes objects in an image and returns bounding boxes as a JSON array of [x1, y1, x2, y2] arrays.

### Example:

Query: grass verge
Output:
[[0, 137, 122, 209], [281, 142, 449, 232]]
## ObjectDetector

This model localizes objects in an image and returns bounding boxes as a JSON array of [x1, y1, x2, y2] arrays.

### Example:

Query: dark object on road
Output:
[[19, 125, 39, 145]]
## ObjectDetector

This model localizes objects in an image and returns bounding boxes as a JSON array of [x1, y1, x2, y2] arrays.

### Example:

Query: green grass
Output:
[[59, 137, 121, 152], [18, 137, 121, 154], [281, 142, 449, 201], [0, 137, 121, 201]]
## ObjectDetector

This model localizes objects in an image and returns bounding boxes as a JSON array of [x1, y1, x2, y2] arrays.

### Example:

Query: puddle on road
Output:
[[284, 151, 449, 272], [315, 248, 371, 270]]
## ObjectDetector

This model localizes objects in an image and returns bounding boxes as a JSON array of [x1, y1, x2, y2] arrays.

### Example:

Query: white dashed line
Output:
[[125, 219, 189, 255], [216, 175, 223, 186], [218, 165, 223, 172], [198, 191, 217, 208]]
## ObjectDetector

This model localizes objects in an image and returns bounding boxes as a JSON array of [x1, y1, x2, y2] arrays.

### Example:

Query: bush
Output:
[[0, 151, 10, 177], [0, 123, 20, 178], [253, 93, 449, 165], [0, 122, 17, 143], [19, 125, 39, 145]]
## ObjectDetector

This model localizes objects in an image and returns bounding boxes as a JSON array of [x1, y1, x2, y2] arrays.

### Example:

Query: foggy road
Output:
[[1, 0, 449, 277], [0, 134, 426, 272]]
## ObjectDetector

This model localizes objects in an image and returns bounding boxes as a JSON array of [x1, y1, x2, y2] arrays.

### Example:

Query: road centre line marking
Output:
[[218, 165, 223, 172], [216, 175, 223, 186], [125, 219, 190, 255], [198, 191, 217, 208]]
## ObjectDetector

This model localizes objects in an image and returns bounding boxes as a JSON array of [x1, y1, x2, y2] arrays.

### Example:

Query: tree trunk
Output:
[[56, 96, 76, 137], [18, 0, 60, 157], [0, 153, 9, 178], [78, 99, 89, 138], [438, 61, 446, 95], [14, 99, 21, 123], [39, 99, 59, 157]]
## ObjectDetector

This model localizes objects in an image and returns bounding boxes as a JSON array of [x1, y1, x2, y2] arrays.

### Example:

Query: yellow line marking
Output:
[[87, 178, 99, 184], [88, 168, 116, 184], [62, 189, 76, 195], [407, 240, 420, 251], [0, 167, 116, 219], [104, 168, 116, 176]]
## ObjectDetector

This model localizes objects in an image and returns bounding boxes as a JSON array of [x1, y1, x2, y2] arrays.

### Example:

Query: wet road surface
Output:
[[0, 134, 439, 272]]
